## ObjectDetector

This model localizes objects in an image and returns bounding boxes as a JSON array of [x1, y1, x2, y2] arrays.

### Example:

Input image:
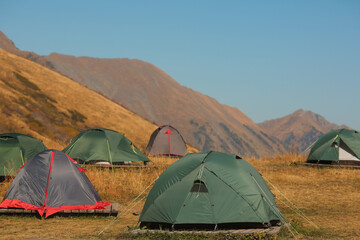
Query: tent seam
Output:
[[203, 165, 267, 224], [43, 150, 55, 216]]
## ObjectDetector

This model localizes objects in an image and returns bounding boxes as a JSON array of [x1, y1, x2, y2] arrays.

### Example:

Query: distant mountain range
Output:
[[0, 30, 348, 156], [258, 109, 348, 152]]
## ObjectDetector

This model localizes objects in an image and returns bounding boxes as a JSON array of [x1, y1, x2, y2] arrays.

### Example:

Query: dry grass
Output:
[[84, 156, 179, 203], [248, 153, 360, 239], [0, 49, 158, 150], [1, 154, 360, 239]]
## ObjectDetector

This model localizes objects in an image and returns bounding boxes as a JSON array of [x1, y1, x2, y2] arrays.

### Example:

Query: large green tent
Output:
[[62, 128, 150, 165], [307, 128, 360, 165], [139, 151, 284, 230], [0, 133, 47, 176]]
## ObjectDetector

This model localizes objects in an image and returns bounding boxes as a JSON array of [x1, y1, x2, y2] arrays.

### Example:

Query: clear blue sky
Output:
[[1, 1, 359, 129]]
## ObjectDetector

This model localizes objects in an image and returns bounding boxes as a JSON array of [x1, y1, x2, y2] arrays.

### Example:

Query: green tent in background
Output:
[[62, 128, 150, 165], [0, 133, 47, 176], [139, 151, 284, 230], [307, 128, 360, 165]]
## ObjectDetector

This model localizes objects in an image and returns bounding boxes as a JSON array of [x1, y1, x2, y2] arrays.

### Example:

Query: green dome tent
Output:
[[62, 128, 150, 165], [0, 133, 47, 176], [307, 129, 360, 165], [139, 151, 284, 230]]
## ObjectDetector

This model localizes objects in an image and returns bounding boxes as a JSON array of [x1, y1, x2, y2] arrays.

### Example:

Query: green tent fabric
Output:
[[307, 129, 360, 165], [139, 151, 284, 230], [62, 128, 150, 164], [0, 133, 47, 176]]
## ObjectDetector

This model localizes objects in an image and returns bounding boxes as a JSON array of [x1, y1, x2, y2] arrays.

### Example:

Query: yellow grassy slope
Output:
[[0, 49, 158, 150]]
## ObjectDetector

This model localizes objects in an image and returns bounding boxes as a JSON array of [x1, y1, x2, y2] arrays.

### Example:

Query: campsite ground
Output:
[[0, 154, 359, 239]]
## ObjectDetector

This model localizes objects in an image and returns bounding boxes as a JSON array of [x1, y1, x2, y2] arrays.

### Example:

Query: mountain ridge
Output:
[[0, 48, 161, 150], [258, 109, 349, 152], [0, 30, 321, 157], [43, 52, 284, 157]]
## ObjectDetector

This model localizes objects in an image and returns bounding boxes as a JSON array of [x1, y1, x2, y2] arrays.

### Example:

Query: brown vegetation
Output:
[[249, 153, 360, 239]]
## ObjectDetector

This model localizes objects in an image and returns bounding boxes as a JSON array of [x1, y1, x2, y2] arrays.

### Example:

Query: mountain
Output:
[[0, 30, 284, 157], [0, 31, 55, 70], [258, 109, 348, 152], [0, 48, 159, 150]]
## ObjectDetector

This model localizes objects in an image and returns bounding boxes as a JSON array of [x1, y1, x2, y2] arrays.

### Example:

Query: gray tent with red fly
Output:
[[0, 149, 109, 218], [145, 125, 187, 157]]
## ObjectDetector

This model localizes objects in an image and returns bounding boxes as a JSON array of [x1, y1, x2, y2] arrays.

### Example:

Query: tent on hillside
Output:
[[62, 128, 150, 165], [145, 125, 187, 157], [0, 149, 110, 218], [306, 128, 360, 165], [139, 151, 284, 230], [0, 133, 47, 176]]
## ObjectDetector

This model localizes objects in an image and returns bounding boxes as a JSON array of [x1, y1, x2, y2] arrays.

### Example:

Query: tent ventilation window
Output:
[[190, 180, 208, 193], [331, 142, 338, 148]]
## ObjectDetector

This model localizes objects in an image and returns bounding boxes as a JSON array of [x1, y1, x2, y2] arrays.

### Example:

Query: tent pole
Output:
[[134, 221, 140, 229], [19, 149, 25, 165], [106, 139, 114, 173]]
